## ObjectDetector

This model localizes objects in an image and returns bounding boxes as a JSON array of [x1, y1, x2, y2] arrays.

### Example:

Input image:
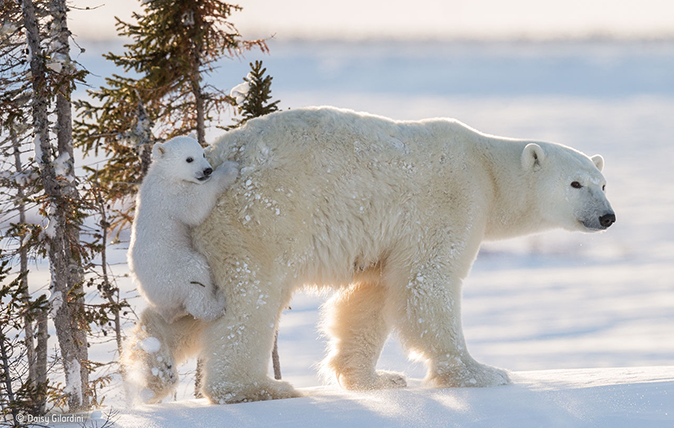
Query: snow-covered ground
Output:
[[38, 39, 674, 426], [106, 367, 674, 428]]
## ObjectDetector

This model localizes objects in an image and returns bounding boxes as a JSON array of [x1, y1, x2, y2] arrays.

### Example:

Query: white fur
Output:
[[128, 136, 238, 323], [127, 107, 614, 403]]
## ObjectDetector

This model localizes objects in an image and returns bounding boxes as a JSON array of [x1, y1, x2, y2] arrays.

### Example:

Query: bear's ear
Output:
[[152, 142, 166, 159], [521, 143, 545, 171], [591, 154, 604, 172]]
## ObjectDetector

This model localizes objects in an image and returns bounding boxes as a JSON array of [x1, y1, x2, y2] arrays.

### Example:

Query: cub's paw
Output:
[[214, 161, 239, 187], [184, 282, 226, 321]]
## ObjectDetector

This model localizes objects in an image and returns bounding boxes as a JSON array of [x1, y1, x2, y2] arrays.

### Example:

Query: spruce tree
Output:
[[229, 60, 281, 129]]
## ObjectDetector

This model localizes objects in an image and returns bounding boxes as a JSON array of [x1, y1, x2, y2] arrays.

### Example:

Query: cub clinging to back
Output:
[[128, 136, 238, 322]]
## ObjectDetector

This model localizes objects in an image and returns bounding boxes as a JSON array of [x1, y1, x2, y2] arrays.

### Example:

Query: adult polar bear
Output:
[[141, 106, 614, 403]]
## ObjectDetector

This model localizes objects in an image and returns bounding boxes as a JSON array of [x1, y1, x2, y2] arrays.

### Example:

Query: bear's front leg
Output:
[[200, 271, 301, 403], [387, 262, 509, 388]]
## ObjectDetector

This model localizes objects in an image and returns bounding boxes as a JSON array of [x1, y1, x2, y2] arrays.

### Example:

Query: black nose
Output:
[[203, 167, 213, 177], [599, 213, 616, 228]]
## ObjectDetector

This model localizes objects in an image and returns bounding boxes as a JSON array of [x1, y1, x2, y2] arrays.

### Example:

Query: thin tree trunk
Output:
[[94, 186, 123, 361], [19, 5, 51, 412], [272, 330, 281, 380], [22, 0, 89, 411], [0, 334, 19, 426], [10, 126, 50, 414], [188, 5, 206, 146], [191, 77, 206, 146], [102, 234, 123, 364], [194, 359, 203, 398], [34, 308, 48, 414], [10, 127, 36, 382], [49, 0, 89, 410]]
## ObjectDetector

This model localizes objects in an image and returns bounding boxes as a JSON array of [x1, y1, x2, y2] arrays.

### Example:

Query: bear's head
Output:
[[151, 136, 214, 184], [521, 143, 615, 232]]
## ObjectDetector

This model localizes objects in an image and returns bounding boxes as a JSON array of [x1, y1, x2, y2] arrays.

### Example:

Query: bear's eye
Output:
[[571, 181, 582, 189], [186, 157, 194, 163], [602, 184, 606, 191]]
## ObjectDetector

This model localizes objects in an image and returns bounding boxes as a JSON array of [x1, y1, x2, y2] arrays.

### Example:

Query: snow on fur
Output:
[[138, 337, 161, 354]]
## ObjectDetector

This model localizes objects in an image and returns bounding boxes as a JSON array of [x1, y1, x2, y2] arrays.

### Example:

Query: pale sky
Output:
[[69, 0, 674, 41]]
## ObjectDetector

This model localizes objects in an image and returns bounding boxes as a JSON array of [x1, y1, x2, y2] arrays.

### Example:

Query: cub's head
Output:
[[521, 142, 615, 232], [151, 136, 213, 184]]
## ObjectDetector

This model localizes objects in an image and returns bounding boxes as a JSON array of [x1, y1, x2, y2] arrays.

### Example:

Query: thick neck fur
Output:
[[474, 136, 550, 240]]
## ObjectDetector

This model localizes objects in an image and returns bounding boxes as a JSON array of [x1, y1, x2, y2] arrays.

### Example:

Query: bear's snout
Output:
[[203, 167, 213, 177], [599, 212, 616, 228]]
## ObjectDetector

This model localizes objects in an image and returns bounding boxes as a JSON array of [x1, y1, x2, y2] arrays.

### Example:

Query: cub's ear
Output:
[[521, 143, 545, 171], [152, 142, 166, 159], [591, 154, 604, 172]]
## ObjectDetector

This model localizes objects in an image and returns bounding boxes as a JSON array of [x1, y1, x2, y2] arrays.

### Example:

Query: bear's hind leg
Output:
[[323, 280, 406, 390]]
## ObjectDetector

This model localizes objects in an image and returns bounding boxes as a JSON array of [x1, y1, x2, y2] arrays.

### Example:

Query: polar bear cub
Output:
[[128, 136, 238, 322]]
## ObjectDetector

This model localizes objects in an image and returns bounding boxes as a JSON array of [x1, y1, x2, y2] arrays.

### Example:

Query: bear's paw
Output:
[[338, 370, 408, 391], [204, 378, 303, 404], [430, 359, 510, 388]]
